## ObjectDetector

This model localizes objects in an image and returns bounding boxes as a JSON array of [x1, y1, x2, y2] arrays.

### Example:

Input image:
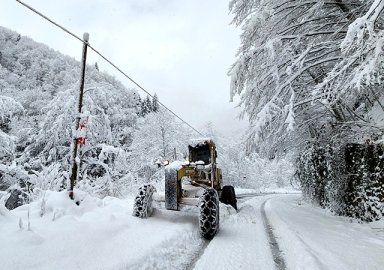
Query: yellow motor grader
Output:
[[132, 139, 237, 240]]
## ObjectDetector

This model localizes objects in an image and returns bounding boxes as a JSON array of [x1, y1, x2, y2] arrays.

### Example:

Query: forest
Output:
[[0, 25, 292, 211], [228, 0, 384, 221]]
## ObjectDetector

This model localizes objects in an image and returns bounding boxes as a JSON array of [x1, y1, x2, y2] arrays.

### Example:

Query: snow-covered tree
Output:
[[218, 131, 294, 190], [200, 121, 218, 143], [228, 0, 378, 157], [314, 0, 384, 138], [0, 26, 142, 198], [228, 1, 384, 216], [22, 87, 76, 167], [129, 107, 190, 189], [0, 96, 23, 163], [141, 95, 153, 117], [152, 93, 159, 113]]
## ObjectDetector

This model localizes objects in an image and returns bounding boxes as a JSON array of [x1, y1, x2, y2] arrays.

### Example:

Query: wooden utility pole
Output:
[[69, 33, 89, 200]]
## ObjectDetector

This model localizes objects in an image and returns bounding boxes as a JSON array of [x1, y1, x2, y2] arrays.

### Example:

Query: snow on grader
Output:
[[132, 139, 237, 240]]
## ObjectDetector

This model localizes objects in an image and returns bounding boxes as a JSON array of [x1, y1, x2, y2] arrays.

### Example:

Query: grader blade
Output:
[[165, 168, 178, 210]]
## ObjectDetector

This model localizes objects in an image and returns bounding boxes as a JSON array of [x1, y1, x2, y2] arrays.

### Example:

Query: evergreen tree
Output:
[[141, 95, 153, 117], [135, 95, 142, 116], [152, 93, 159, 113]]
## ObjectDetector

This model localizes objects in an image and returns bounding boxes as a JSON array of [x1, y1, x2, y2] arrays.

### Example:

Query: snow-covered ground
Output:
[[266, 194, 384, 270], [1, 191, 383, 269], [0, 191, 202, 270]]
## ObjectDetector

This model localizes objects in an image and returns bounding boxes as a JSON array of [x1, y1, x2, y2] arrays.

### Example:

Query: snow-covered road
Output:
[[1, 191, 383, 269], [265, 194, 384, 270], [194, 195, 275, 270]]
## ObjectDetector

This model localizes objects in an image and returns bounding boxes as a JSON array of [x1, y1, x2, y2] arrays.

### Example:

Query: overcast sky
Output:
[[1, 0, 247, 136]]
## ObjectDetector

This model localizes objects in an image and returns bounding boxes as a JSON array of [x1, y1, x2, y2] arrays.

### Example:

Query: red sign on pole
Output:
[[77, 116, 88, 145]]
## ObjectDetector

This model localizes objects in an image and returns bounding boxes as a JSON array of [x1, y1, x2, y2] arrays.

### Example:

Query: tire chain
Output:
[[132, 184, 155, 218], [199, 189, 219, 240]]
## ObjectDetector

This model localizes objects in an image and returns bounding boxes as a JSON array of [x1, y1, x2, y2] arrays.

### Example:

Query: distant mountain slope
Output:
[[0, 26, 141, 192]]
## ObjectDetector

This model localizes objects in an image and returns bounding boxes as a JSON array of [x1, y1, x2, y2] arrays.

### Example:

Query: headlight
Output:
[[164, 160, 169, 166], [185, 160, 190, 165]]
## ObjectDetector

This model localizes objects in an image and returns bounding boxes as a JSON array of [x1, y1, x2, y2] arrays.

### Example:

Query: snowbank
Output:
[[0, 190, 203, 270]]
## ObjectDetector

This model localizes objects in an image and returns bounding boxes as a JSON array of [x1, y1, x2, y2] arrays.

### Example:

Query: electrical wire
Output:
[[15, 0, 83, 43], [15, 0, 206, 138]]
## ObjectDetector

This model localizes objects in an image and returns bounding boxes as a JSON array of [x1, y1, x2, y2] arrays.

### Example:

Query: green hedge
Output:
[[296, 142, 384, 222]]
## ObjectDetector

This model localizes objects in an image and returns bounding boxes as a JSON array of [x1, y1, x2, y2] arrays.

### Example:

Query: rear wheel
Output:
[[220, 185, 237, 210], [199, 188, 219, 240], [5, 189, 23, 210], [132, 184, 156, 218]]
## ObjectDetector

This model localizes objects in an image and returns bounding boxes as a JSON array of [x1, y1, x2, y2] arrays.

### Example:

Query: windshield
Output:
[[189, 144, 210, 164]]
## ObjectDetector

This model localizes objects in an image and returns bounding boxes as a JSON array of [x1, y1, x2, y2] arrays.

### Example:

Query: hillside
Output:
[[0, 26, 141, 196]]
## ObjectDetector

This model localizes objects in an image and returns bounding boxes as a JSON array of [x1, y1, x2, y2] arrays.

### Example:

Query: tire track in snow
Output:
[[265, 196, 329, 270], [261, 199, 287, 270], [187, 195, 278, 270], [185, 202, 237, 270], [185, 239, 210, 270]]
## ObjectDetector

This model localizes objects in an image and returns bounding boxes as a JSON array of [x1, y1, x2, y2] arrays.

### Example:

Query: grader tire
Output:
[[220, 185, 237, 210], [199, 188, 220, 240], [132, 184, 156, 218]]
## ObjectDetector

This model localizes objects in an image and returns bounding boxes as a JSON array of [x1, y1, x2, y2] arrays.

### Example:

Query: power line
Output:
[[14, 0, 206, 138], [87, 44, 205, 137], [15, 0, 83, 43]]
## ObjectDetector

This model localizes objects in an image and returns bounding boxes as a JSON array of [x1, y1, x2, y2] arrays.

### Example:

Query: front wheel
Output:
[[199, 188, 219, 240], [132, 184, 156, 218]]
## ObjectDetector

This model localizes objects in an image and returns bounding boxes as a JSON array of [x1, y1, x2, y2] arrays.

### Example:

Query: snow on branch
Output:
[[229, 0, 381, 157], [316, 0, 384, 102], [228, 55, 246, 102]]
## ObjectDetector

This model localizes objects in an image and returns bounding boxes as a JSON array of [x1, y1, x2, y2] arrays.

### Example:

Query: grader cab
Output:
[[132, 139, 237, 240]]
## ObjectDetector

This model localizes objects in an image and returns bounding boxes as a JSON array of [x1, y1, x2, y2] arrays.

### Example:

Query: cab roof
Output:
[[188, 138, 215, 148]]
